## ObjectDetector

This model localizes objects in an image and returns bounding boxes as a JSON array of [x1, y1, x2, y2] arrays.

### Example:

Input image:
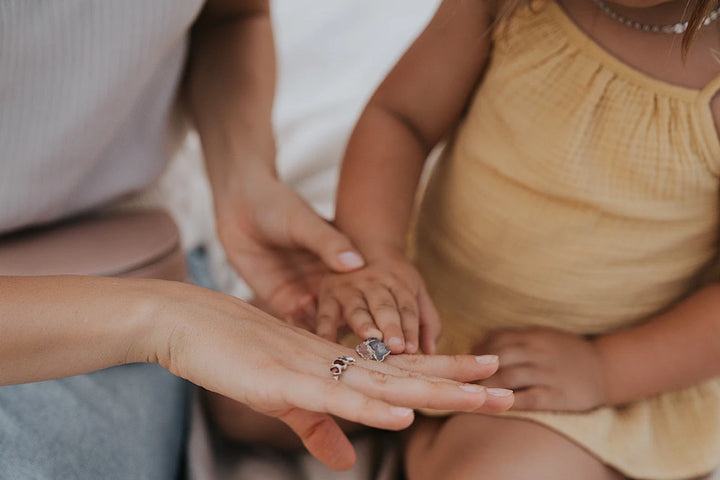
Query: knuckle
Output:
[[369, 370, 392, 386], [399, 354, 424, 368], [341, 290, 364, 304], [449, 354, 468, 371], [315, 313, 335, 326], [379, 277, 400, 291], [399, 304, 419, 318], [348, 306, 371, 319], [373, 302, 400, 313]]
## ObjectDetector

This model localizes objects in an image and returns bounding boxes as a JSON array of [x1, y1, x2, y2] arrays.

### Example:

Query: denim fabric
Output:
[[0, 363, 189, 480], [186, 246, 218, 291]]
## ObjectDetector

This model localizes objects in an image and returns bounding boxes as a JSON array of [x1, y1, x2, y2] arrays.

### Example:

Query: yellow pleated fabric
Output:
[[411, 1, 720, 478]]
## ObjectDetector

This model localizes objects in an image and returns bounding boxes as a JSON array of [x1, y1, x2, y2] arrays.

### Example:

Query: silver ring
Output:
[[330, 355, 356, 381], [355, 337, 391, 362]]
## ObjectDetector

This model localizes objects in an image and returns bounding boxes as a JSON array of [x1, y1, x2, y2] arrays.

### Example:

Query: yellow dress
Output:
[[411, 1, 720, 478]]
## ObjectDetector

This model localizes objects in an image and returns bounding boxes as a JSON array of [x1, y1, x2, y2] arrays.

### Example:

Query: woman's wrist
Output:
[[121, 279, 197, 370]]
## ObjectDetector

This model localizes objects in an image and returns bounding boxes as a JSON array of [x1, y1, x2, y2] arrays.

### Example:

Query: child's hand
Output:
[[473, 328, 606, 412], [315, 252, 442, 354]]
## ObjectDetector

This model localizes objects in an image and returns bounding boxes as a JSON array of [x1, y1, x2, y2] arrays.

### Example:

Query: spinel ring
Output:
[[330, 355, 356, 381], [355, 338, 391, 362]]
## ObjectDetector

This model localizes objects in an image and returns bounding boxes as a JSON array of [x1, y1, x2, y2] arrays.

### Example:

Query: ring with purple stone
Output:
[[355, 338, 391, 362], [330, 355, 356, 381]]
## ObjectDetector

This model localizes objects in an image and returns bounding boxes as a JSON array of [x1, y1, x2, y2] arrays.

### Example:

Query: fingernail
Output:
[[459, 384, 485, 393], [487, 388, 513, 397], [406, 342, 416, 352], [388, 337, 404, 349], [475, 355, 499, 364], [390, 407, 413, 417], [338, 251, 364, 269]]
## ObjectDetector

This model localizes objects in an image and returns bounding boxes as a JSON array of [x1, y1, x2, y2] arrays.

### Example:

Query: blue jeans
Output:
[[0, 364, 189, 480]]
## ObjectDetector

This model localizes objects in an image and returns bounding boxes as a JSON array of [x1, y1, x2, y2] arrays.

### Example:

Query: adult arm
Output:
[[185, 0, 364, 321], [0, 275, 512, 469]]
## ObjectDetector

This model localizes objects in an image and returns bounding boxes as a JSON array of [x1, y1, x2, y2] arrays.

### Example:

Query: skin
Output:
[[310, 0, 720, 478], [0, 0, 517, 472]]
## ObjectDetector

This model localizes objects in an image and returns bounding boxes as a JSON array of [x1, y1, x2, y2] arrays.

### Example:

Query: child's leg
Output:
[[405, 414, 625, 480]]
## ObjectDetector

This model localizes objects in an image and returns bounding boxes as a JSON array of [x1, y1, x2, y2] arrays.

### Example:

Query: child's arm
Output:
[[475, 285, 720, 411], [595, 284, 720, 405], [317, 0, 497, 353]]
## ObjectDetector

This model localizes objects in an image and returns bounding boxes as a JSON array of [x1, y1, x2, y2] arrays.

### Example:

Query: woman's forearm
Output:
[[186, 0, 277, 190], [595, 283, 720, 405], [0, 275, 172, 385]]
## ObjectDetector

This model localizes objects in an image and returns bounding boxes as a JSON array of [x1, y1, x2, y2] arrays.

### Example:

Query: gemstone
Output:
[[355, 338, 391, 361], [355, 342, 374, 360], [330, 366, 342, 375]]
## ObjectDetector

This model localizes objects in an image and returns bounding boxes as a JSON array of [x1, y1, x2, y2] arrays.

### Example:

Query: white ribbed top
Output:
[[0, 0, 204, 234]]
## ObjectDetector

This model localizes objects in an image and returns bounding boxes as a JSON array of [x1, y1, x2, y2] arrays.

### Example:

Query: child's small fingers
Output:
[[509, 386, 552, 411], [389, 286, 420, 354], [315, 297, 341, 341], [339, 290, 383, 340], [482, 364, 543, 390], [418, 287, 442, 354], [365, 285, 405, 353], [472, 341, 531, 369]]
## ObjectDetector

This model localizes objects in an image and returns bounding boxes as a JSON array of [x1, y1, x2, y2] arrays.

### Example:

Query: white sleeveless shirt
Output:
[[0, 0, 205, 234]]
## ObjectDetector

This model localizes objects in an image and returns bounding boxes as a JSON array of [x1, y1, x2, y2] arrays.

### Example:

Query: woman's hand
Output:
[[315, 250, 442, 355], [148, 282, 511, 471], [474, 328, 607, 412], [213, 173, 365, 325]]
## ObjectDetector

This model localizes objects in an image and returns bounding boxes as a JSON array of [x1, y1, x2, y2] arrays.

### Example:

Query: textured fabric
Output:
[[0, 364, 190, 480], [0, 0, 204, 235], [412, 1, 720, 478]]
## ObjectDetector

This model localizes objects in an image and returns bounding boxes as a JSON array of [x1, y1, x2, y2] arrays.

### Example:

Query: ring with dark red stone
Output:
[[330, 355, 356, 381], [355, 338, 391, 362]]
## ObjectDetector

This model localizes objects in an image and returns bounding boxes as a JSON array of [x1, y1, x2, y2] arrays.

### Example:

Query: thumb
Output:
[[279, 409, 357, 471], [290, 207, 365, 272]]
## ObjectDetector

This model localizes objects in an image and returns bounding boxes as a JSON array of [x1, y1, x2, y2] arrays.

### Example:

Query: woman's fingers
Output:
[[339, 363, 495, 413], [364, 284, 405, 353], [315, 296, 342, 341], [275, 373, 416, 431], [277, 409, 356, 471], [384, 353, 500, 383], [286, 199, 365, 274]]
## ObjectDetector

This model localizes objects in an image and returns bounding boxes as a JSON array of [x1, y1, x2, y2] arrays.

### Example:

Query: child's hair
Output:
[[498, 0, 717, 53]]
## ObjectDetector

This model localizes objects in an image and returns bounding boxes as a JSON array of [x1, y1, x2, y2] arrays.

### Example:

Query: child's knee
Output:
[[404, 414, 620, 480], [404, 415, 498, 480]]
